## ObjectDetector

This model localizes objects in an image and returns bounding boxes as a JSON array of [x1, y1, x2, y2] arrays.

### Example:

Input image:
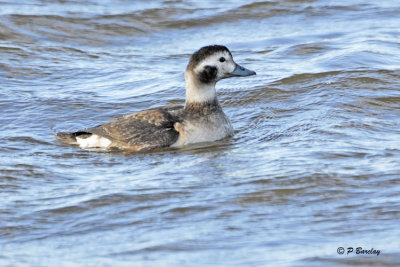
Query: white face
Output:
[[193, 51, 236, 81], [185, 48, 255, 103]]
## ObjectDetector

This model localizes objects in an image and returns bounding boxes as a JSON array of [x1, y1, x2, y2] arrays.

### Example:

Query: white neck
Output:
[[185, 71, 217, 105]]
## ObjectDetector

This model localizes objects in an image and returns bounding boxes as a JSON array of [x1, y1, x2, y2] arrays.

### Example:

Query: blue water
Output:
[[1, 1, 400, 266]]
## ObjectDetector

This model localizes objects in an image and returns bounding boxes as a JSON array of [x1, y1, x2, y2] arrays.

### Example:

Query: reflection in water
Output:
[[1, 0, 400, 266]]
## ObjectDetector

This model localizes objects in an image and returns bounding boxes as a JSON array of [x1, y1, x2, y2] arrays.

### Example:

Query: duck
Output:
[[56, 45, 256, 151]]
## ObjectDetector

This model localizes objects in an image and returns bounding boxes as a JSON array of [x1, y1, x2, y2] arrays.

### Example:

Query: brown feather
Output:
[[83, 105, 183, 150]]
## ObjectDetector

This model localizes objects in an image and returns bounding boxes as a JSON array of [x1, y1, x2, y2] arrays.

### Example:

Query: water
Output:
[[1, 0, 400, 266]]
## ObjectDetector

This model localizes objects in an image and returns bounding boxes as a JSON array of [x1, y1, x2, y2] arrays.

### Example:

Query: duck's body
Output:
[[56, 45, 255, 151], [172, 99, 233, 147]]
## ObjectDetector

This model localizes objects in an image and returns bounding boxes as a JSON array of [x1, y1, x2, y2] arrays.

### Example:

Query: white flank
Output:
[[76, 134, 112, 149], [171, 117, 233, 147]]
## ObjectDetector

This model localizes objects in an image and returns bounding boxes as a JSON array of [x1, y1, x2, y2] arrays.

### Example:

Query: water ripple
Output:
[[1, 0, 400, 266]]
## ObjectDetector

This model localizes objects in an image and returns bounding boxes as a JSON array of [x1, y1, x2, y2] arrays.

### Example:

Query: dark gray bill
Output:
[[229, 63, 256, 77]]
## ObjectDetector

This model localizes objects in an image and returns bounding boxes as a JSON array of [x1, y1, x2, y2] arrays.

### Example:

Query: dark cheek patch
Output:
[[198, 66, 217, 83]]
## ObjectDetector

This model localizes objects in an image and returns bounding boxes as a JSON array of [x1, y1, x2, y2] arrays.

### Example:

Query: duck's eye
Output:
[[219, 57, 226, 63]]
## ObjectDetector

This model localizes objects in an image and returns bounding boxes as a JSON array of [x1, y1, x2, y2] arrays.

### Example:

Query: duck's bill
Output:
[[229, 63, 256, 77]]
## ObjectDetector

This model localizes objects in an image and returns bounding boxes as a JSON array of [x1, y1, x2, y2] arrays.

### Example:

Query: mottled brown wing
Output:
[[87, 105, 184, 150]]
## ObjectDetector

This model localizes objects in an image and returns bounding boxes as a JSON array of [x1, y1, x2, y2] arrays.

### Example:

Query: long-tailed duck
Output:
[[56, 45, 256, 151]]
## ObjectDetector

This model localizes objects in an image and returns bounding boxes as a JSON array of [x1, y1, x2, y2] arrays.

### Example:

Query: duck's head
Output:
[[185, 45, 256, 104]]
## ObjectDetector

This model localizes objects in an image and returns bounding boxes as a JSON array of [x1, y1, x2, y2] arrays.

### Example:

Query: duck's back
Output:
[[56, 105, 184, 151]]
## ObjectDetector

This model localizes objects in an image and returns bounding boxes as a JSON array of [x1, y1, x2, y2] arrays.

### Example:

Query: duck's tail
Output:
[[55, 131, 92, 145]]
